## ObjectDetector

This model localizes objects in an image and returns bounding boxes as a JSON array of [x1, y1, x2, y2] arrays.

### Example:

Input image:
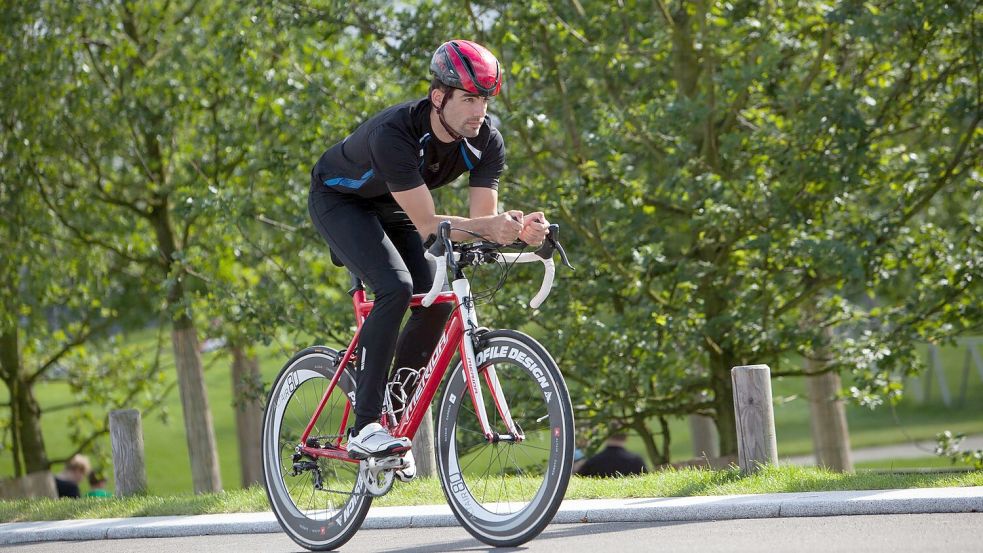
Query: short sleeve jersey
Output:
[[312, 98, 505, 200]]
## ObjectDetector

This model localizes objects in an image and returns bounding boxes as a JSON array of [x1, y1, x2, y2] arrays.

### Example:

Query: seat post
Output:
[[347, 272, 365, 297]]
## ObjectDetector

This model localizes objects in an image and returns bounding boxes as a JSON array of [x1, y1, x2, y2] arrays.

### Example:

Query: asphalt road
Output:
[[7, 513, 983, 553]]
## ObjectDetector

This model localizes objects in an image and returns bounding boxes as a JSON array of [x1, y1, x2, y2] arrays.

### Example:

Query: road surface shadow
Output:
[[354, 521, 700, 553]]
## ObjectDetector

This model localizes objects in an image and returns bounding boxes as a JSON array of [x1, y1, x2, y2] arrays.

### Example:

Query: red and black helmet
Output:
[[430, 40, 502, 97]]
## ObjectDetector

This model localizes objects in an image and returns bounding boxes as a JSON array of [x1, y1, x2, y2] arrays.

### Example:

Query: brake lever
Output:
[[443, 235, 457, 272], [534, 224, 575, 270], [554, 237, 574, 270], [435, 221, 457, 273]]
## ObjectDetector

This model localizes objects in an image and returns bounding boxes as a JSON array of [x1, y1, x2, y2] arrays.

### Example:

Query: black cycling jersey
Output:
[[312, 98, 505, 200]]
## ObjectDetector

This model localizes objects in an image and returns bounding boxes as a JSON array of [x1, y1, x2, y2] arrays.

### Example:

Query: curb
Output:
[[1, 487, 981, 545]]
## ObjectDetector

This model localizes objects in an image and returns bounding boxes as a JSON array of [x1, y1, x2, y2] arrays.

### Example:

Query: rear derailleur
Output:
[[291, 438, 324, 490]]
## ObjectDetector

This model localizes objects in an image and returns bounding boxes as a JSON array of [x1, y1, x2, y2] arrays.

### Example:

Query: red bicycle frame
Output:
[[297, 284, 518, 464]]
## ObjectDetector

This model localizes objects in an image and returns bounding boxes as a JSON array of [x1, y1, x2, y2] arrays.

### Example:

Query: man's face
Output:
[[438, 89, 489, 138]]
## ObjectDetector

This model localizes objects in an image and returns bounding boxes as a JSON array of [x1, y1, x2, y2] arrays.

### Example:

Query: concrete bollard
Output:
[[731, 364, 778, 474], [110, 409, 148, 496]]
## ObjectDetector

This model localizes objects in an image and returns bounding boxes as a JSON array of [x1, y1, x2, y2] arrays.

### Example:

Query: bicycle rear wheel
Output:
[[262, 346, 370, 551], [435, 330, 574, 547]]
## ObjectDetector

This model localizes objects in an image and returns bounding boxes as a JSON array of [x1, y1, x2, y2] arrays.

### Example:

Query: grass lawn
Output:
[[855, 456, 978, 470], [1, 464, 980, 523], [2, 328, 981, 497], [653, 339, 983, 463], [0, 327, 323, 496]]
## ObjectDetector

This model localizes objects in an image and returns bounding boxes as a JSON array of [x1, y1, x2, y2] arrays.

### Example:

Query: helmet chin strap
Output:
[[434, 92, 462, 142]]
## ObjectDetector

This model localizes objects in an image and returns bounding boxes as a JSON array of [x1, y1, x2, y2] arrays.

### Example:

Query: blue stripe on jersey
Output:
[[325, 169, 374, 189], [418, 133, 432, 169], [460, 143, 474, 171]]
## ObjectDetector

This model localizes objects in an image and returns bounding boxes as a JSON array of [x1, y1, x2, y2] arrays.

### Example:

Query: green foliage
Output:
[[935, 431, 983, 470], [0, 0, 170, 474], [3, 0, 980, 473], [376, 0, 981, 459]]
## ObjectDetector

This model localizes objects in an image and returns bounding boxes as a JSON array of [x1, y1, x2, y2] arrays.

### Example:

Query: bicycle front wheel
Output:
[[262, 346, 370, 551], [435, 329, 574, 547]]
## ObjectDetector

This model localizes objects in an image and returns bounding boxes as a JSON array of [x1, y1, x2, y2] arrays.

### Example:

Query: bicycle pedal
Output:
[[347, 449, 368, 461], [347, 444, 409, 461], [364, 444, 411, 458], [366, 455, 406, 471]]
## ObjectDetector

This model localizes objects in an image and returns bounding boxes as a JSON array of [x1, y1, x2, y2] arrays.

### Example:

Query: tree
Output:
[[1, 1, 168, 475], [163, 2, 419, 485], [8, 0, 978, 478], [6, 0, 417, 489], [380, 0, 981, 462], [20, 1, 254, 492]]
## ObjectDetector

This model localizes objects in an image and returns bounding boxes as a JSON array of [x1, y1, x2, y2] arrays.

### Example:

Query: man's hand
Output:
[[488, 210, 524, 244], [519, 212, 549, 246]]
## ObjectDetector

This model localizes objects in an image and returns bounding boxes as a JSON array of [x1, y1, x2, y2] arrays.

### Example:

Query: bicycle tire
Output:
[[435, 329, 574, 547], [262, 346, 371, 551]]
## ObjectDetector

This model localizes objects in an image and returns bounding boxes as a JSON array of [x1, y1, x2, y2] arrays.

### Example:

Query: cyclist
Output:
[[308, 40, 549, 476]]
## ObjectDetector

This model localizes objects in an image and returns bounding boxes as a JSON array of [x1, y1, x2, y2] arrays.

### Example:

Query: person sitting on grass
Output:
[[55, 454, 91, 499], [86, 472, 111, 498], [575, 433, 648, 478]]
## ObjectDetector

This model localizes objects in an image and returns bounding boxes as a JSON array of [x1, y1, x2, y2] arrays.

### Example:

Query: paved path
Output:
[[12, 514, 982, 553], [1, 487, 981, 545], [784, 434, 983, 465]]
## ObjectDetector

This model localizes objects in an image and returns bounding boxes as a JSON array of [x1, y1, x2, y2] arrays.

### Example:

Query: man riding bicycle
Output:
[[308, 40, 549, 478]]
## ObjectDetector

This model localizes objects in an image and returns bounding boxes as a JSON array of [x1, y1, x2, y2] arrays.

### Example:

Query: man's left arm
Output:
[[468, 129, 548, 245], [469, 187, 499, 218], [469, 187, 547, 245]]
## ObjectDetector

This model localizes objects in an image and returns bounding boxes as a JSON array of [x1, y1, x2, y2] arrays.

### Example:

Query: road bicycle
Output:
[[262, 221, 576, 550]]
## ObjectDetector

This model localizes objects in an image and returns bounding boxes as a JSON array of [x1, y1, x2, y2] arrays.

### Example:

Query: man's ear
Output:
[[430, 88, 444, 106]]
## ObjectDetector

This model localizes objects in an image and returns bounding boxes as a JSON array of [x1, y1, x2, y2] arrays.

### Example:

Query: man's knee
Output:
[[375, 273, 414, 308], [410, 301, 453, 322], [428, 302, 454, 320]]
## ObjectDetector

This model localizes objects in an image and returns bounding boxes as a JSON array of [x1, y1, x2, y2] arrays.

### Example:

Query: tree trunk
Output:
[[151, 200, 222, 493], [806, 346, 853, 472], [632, 418, 667, 467], [0, 328, 24, 477], [172, 320, 222, 493], [415, 406, 437, 478], [710, 351, 739, 455], [689, 414, 719, 459], [231, 345, 263, 488], [1, 328, 49, 476], [670, 5, 701, 98], [0, 470, 57, 499], [12, 378, 48, 474]]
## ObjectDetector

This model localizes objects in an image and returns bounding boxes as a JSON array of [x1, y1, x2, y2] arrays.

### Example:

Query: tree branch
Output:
[[28, 317, 114, 384], [172, 0, 202, 27], [655, 0, 675, 28], [796, 25, 833, 101], [538, 22, 585, 159], [880, 112, 981, 242], [772, 276, 839, 319], [233, 220, 349, 344], [31, 163, 156, 265]]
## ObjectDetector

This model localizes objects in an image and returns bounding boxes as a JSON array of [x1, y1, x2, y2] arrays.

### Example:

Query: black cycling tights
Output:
[[309, 182, 453, 434]]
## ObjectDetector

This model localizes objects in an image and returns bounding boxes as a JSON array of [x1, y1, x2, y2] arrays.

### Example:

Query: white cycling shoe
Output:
[[395, 450, 416, 482], [347, 423, 412, 460]]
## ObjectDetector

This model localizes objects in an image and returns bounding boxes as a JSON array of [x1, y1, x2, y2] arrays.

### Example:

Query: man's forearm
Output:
[[423, 213, 500, 242]]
